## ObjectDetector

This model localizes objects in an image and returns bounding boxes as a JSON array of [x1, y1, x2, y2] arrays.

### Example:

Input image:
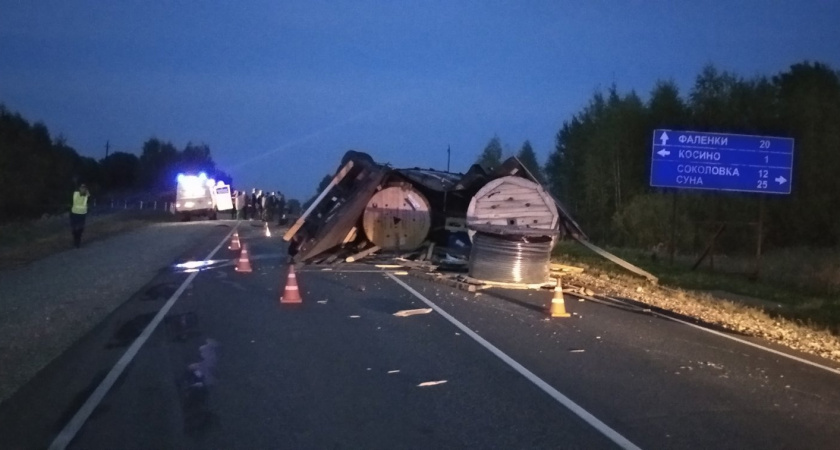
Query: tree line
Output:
[[0, 105, 227, 220], [476, 61, 840, 252]]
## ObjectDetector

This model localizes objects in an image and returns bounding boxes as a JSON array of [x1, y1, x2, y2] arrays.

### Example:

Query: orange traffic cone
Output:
[[549, 276, 571, 318], [229, 232, 241, 251], [280, 265, 302, 304], [235, 244, 253, 273]]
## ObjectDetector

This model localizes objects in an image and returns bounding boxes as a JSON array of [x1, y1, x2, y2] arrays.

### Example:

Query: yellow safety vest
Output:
[[71, 191, 88, 215]]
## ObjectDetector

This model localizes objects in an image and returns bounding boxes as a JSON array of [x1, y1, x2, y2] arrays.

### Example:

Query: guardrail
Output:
[[87, 198, 175, 215]]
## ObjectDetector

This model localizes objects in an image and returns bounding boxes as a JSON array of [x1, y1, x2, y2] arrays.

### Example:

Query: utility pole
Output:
[[447, 144, 451, 172], [443, 145, 451, 214], [105, 140, 110, 159]]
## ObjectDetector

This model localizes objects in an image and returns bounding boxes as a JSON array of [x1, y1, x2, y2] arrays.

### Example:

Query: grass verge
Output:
[[0, 211, 176, 270], [552, 240, 840, 334]]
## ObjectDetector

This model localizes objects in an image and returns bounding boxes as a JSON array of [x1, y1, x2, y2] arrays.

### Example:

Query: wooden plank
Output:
[[475, 202, 547, 211], [549, 263, 585, 273], [480, 187, 541, 197], [425, 242, 435, 261], [283, 160, 355, 241], [474, 206, 553, 215], [477, 193, 546, 204], [342, 226, 358, 244], [472, 211, 557, 220], [477, 220, 555, 229], [346, 245, 381, 263]]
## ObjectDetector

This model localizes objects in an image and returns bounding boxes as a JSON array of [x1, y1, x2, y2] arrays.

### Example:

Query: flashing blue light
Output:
[[199, 172, 207, 180]]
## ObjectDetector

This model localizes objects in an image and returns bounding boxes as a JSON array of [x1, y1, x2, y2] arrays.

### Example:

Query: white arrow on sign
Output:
[[657, 149, 670, 157], [659, 131, 669, 145], [775, 176, 787, 185]]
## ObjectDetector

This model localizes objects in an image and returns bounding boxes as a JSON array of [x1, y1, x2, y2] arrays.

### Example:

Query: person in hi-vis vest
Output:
[[70, 183, 89, 248]]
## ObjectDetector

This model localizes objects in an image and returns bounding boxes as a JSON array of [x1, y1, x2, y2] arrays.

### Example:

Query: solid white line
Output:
[[649, 310, 840, 376], [49, 223, 239, 450], [385, 273, 642, 450], [596, 294, 840, 376]]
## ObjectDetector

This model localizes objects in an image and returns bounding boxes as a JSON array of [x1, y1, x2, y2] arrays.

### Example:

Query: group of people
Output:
[[66, 183, 290, 249], [231, 188, 286, 223]]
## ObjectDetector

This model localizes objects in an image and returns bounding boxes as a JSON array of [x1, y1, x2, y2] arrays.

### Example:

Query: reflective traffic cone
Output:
[[229, 232, 241, 251], [280, 265, 302, 304], [235, 244, 253, 273], [549, 277, 571, 318], [265, 223, 271, 238]]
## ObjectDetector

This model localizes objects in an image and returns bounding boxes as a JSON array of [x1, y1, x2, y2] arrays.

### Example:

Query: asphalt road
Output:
[[2, 221, 840, 449]]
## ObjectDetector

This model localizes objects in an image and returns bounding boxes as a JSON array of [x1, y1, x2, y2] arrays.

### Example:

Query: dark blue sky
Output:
[[2, 1, 838, 200]]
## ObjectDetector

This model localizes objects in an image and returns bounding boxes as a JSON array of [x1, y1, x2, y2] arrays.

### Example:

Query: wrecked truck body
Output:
[[283, 150, 586, 265]]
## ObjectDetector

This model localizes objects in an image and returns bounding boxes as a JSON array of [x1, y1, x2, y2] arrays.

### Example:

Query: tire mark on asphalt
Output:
[[48, 223, 239, 450]]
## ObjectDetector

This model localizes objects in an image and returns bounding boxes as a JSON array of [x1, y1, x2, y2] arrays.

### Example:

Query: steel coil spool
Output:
[[468, 231, 552, 284]]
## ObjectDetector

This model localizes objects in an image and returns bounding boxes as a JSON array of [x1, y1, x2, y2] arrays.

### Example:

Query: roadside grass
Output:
[[552, 240, 840, 333], [0, 211, 176, 270]]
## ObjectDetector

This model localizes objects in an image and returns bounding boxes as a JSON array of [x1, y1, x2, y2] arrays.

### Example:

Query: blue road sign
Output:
[[650, 130, 794, 194]]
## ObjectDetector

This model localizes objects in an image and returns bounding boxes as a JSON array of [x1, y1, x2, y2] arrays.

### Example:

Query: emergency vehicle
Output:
[[174, 172, 230, 221]]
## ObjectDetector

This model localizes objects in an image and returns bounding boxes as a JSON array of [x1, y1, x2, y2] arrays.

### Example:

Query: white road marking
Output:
[[386, 273, 642, 450], [597, 294, 840, 376], [650, 310, 840, 376], [49, 224, 239, 450]]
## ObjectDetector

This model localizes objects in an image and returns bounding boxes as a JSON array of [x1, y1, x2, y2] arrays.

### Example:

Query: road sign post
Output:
[[650, 130, 794, 194], [650, 130, 794, 279]]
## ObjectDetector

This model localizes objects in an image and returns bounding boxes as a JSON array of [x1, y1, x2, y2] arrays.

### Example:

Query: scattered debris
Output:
[[317, 300, 328, 304], [387, 370, 400, 374], [417, 380, 448, 387], [349, 315, 361, 319], [393, 308, 433, 317], [564, 270, 840, 364], [550, 263, 585, 274], [346, 245, 381, 263], [569, 349, 585, 353]]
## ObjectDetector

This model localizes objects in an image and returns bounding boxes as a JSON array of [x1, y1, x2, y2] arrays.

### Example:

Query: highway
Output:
[[1, 220, 840, 449]]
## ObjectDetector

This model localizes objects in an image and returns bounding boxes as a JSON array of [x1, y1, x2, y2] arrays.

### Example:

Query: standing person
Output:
[[266, 192, 276, 222], [249, 188, 258, 220], [230, 190, 238, 219], [70, 183, 89, 248], [259, 190, 268, 221], [276, 193, 287, 226], [235, 190, 246, 219]]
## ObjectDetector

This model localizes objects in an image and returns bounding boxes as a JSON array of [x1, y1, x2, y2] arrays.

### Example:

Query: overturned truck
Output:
[[283, 150, 658, 284], [283, 150, 585, 262]]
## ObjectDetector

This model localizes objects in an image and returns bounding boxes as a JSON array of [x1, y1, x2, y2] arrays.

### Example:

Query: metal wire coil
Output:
[[468, 231, 552, 284]]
